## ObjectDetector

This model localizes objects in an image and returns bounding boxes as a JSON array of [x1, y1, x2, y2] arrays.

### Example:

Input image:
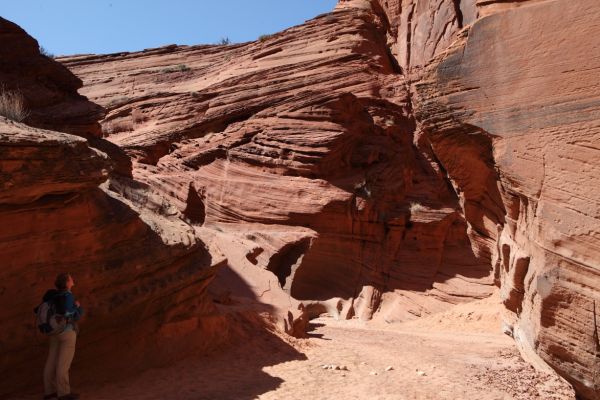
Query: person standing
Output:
[[42, 273, 83, 400]]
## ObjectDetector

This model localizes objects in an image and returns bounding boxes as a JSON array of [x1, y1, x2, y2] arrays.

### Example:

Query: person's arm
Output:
[[63, 292, 83, 321]]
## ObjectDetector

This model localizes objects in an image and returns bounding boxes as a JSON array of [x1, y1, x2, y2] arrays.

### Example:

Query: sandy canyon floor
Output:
[[19, 296, 574, 400]]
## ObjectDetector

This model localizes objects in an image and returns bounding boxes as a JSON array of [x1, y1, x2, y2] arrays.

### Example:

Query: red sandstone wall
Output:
[[410, 0, 600, 397], [1, 0, 598, 397]]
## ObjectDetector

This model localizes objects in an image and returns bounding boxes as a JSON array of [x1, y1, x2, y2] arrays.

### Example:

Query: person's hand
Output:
[[75, 300, 81, 307]]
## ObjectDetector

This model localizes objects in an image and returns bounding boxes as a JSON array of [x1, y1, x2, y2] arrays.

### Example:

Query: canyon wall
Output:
[[0, 19, 268, 397], [61, 1, 495, 327], [0, 116, 236, 396], [410, 1, 600, 397], [59, 1, 599, 397], [1, 0, 598, 398], [0, 17, 104, 136]]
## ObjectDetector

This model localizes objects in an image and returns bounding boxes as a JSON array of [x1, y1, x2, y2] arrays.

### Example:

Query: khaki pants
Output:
[[43, 330, 77, 396]]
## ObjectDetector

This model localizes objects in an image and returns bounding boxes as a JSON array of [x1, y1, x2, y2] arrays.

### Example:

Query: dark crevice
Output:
[[266, 238, 312, 289], [593, 300, 600, 356], [452, 0, 464, 29], [0, 191, 81, 212], [385, 46, 403, 75], [183, 182, 206, 225], [368, 0, 404, 75]]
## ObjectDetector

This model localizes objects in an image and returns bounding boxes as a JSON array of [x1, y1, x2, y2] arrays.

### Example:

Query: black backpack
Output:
[[34, 291, 67, 336]]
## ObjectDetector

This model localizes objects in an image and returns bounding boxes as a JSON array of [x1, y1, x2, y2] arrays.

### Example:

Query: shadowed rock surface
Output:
[[0, 17, 104, 136], [0, 23, 293, 397], [1, 0, 599, 398], [0, 117, 232, 396]]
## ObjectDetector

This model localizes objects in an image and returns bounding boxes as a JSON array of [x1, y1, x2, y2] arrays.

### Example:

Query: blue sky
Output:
[[2, 1, 338, 56]]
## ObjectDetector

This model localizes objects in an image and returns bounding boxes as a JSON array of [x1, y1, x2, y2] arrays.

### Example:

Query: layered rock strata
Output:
[[0, 23, 239, 397], [61, 4, 496, 326], [0, 16, 307, 397], [0, 0, 598, 397], [0, 118, 228, 396], [410, 0, 600, 397], [62, 0, 599, 397]]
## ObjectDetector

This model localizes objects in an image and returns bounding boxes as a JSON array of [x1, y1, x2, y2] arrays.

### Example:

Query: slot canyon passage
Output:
[[0, 0, 599, 398]]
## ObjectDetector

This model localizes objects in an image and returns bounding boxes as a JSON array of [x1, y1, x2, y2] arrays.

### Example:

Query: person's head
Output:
[[54, 273, 74, 291]]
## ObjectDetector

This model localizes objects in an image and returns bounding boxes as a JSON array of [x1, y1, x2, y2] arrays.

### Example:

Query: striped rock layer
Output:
[[0, 0, 598, 398]]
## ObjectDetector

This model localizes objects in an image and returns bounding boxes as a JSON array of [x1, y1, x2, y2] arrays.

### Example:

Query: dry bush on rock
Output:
[[0, 87, 29, 122]]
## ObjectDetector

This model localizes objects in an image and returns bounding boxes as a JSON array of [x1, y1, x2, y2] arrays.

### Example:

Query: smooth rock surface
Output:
[[412, 0, 600, 397]]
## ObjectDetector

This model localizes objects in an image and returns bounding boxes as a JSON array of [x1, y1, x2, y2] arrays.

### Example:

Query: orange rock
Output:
[[1, 0, 599, 397], [60, 2, 496, 330], [0, 118, 228, 396], [412, 0, 600, 397]]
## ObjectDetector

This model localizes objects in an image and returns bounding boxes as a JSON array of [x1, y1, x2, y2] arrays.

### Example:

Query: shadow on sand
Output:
[[79, 316, 308, 400], [306, 321, 330, 340]]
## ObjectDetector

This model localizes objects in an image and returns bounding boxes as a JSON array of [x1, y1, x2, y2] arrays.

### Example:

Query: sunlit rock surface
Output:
[[0, 0, 598, 397], [61, 4, 495, 327], [412, 1, 600, 397]]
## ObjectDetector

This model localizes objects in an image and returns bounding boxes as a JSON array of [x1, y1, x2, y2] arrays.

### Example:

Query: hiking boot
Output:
[[57, 394, 79, 400], [43, 394, 57, 400]]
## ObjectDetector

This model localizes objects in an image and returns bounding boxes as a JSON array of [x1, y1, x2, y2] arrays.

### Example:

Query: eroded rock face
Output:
[[0, 118, 228, 396], [411, 0, 600, 397], [58, 2, 599, 396], [0, 17, 104, 136], [338, 0, 478, 73], [1, 0, 598, 397], [61, 4, 495, 326], [0, 20, 249, 396]]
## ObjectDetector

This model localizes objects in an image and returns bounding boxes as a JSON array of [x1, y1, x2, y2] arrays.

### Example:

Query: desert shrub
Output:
[[218, 37, 231, 45], [258, 34, 274, 42], [161, 64, 191, 73], [103, 119, 133, 135], [39, 46, 54, 58], [0, 87, 29, 122]]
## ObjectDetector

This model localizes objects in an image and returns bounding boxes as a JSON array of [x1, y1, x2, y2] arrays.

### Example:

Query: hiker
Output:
[[40, 273, 84, 400]]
